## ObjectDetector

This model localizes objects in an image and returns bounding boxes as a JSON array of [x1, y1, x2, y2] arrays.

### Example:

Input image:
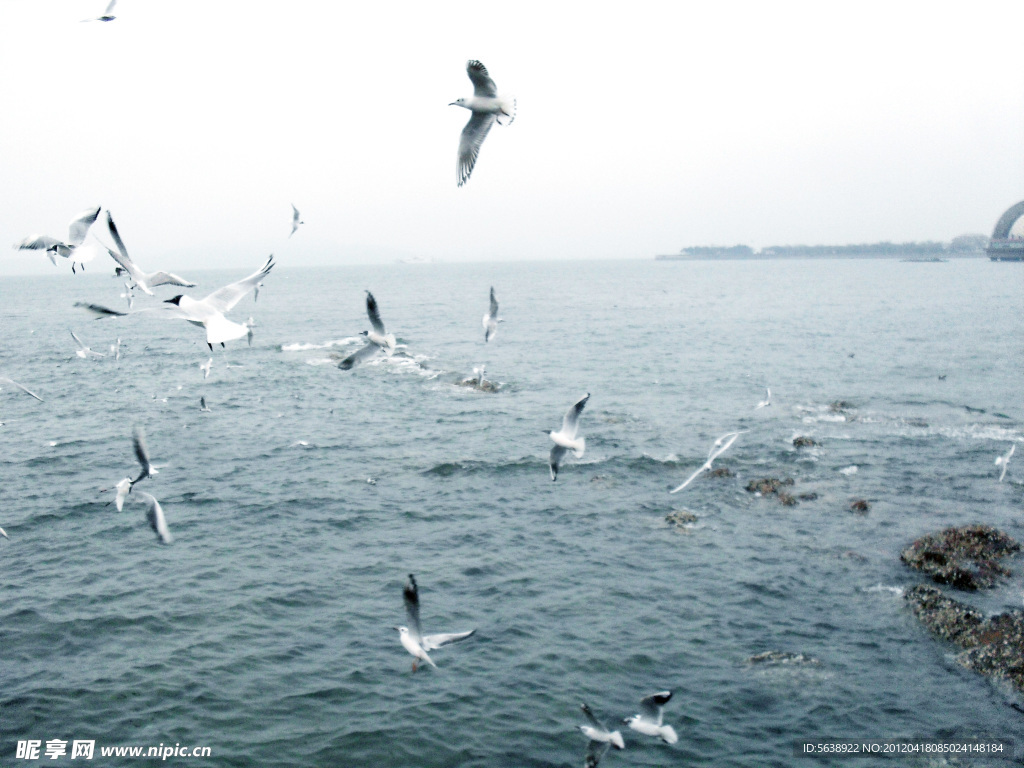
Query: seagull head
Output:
[[164, 295, 183, 305], [449, 98, 468, 108], [394, 626, 409, 636]]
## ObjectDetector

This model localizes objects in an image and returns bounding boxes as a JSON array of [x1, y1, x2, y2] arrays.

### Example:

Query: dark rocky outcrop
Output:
[[850, 499, 871, 513], [792, 436, 818, 448], [901, 525, 1020, 590]]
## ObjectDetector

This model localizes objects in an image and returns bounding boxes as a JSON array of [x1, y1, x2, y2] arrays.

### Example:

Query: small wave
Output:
[[280, 338, 360, 352], [864, 584, 905, 596], [839, 465, 858, 476]]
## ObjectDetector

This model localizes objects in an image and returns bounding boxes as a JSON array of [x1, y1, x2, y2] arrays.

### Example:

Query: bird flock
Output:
[[5, 41, 1020, 766]]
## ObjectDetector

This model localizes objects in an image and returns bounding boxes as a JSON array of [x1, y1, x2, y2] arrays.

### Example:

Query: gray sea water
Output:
[[1, 257, 1022, 767]]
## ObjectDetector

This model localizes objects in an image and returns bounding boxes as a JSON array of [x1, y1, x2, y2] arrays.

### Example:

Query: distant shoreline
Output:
[[654, 253, 985, 261]]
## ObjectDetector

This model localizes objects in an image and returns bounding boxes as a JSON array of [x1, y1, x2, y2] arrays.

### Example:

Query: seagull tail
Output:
[[571, 436, 585, 459], [496, 96, 516, 126]]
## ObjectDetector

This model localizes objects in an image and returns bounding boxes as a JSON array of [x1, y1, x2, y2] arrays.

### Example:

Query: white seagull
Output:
[[112, 477, 132, 511], [450, 60, 515, 187], [136, 492, 173, 545], [547, 393, 589, 481], [996, 444, 1015, 482], [670, 430, 744, 494], [102, 211, 196, 295], [289, 204, 303, 238], [0, 376, 44, 402], [755, 387, 771, 409], [82, 0, 117, 21], [579, 703, 625, 767], [337, 291, 396, 370], [15, 206, 102, 272], [70, 330, 105, 358], [76, 255, 274, 349], [623, 691, 678, 744], [483, 286, 500, 343], [200, 357, 213, 379], [394, 574, 475, 672]]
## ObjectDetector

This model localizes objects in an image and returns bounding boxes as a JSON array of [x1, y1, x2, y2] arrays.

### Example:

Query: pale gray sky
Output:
[[2, 0, 1022, 275]]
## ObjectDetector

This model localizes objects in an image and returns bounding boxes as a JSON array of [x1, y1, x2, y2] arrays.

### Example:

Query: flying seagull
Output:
[[623, 691, 678, 744], [0, 376, 44, 402], [200, 357, 212, 379], [547, 393, 589, 481], [579, 703, 625, 767], [102, 211, 196, 295], [394, 573, 475, 671], [289, 204, 303, 238], [670, 430, 744, 494], [15, 206, 102, 272], [82, 0, 117, 21], [450, 60, 515, 187], [199, 396, 211, 412], [136, 492, 173, 545], [336, 291, 396, 370], [70, 330, 105, 358], [755, 387, 771, 409], [996, 444, 1015, 482], [483, 286, 500, 343], [76, 255, 274, 349], [112, 477, 132, 511]]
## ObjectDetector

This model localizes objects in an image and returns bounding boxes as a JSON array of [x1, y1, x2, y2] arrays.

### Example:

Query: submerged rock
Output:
[[850, 499, 871, 513], [901, 525, 1020, 590], [792, 436, 818, 448], [905, 584, 1024, 692], [746, 477, 795, 496], [829, 400, 855, 412], [708, 467, 734, 478], [665, 509, 698, 528]]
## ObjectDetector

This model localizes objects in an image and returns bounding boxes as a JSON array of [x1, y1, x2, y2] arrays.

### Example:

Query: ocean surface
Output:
[[1, 257, 1022, 767]]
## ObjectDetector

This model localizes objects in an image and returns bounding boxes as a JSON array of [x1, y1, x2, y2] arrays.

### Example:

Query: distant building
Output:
[[987, 200, 1024, 261]]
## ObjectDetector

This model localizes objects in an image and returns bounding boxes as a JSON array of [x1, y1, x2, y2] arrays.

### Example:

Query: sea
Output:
[[1, 257, 1022, 767]]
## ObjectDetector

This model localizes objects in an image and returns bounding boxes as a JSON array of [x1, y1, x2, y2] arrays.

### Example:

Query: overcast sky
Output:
[[2, 1, 1022, 275]]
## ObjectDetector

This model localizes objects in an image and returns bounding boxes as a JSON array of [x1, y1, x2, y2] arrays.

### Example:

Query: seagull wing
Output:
[[102, 211, 144, 282], [584, 739, 611, 768], [201, 255, 274, 313], [457, 112, 496, 188], [146, 271, 196, 288], [0, 376, 43, 401], [290, 204, 300, 237], [637, 691, 671, 725], [132, 425, 153, 476], [334, 342, 381, 370], [708, 431, 741, 462], [364, 291, 387, 335], [422, 629, 475, 650], [105, 0, 117, 15], [15, 234, 63, 251], [403, 574, 423, 642], [670, 462, 709, 494], [489, 286, 499, 317], [67, 206, 102, 245], [466, 60, 498, 97], [580, 703, 606, 731], [137, 492, 173, 545], [70, 330, 87, 351], [560, 393, 590, 439]]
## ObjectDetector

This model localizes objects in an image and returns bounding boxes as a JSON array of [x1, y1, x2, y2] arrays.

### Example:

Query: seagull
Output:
[[996, 444, 1015, 482], [0, 527, 8, 540], [483, 286, 500, 343], [131, 425, 158, 486], [81, 0, 117, 21], [76, 255, 274, 349], [755, 387, 771, 409], [136, 492, 173, 545], [199, 396, 211, 412], [200, 357, 212, 379], [336, 291, 396, 370], [623, 691, 678, 744], [579, 703, 625, 767], [289, 203, 303, 238], [110, 337, 122, 360], [547, 393, 589, 481], [70, 330, 105, 358], [15, 206, 102, 272], [670, 430, 744, 494], [450, 60, 516, 187], [0, 376, 44, 402], [102, 211, 196, 295], [394, 573, 475, 671]]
